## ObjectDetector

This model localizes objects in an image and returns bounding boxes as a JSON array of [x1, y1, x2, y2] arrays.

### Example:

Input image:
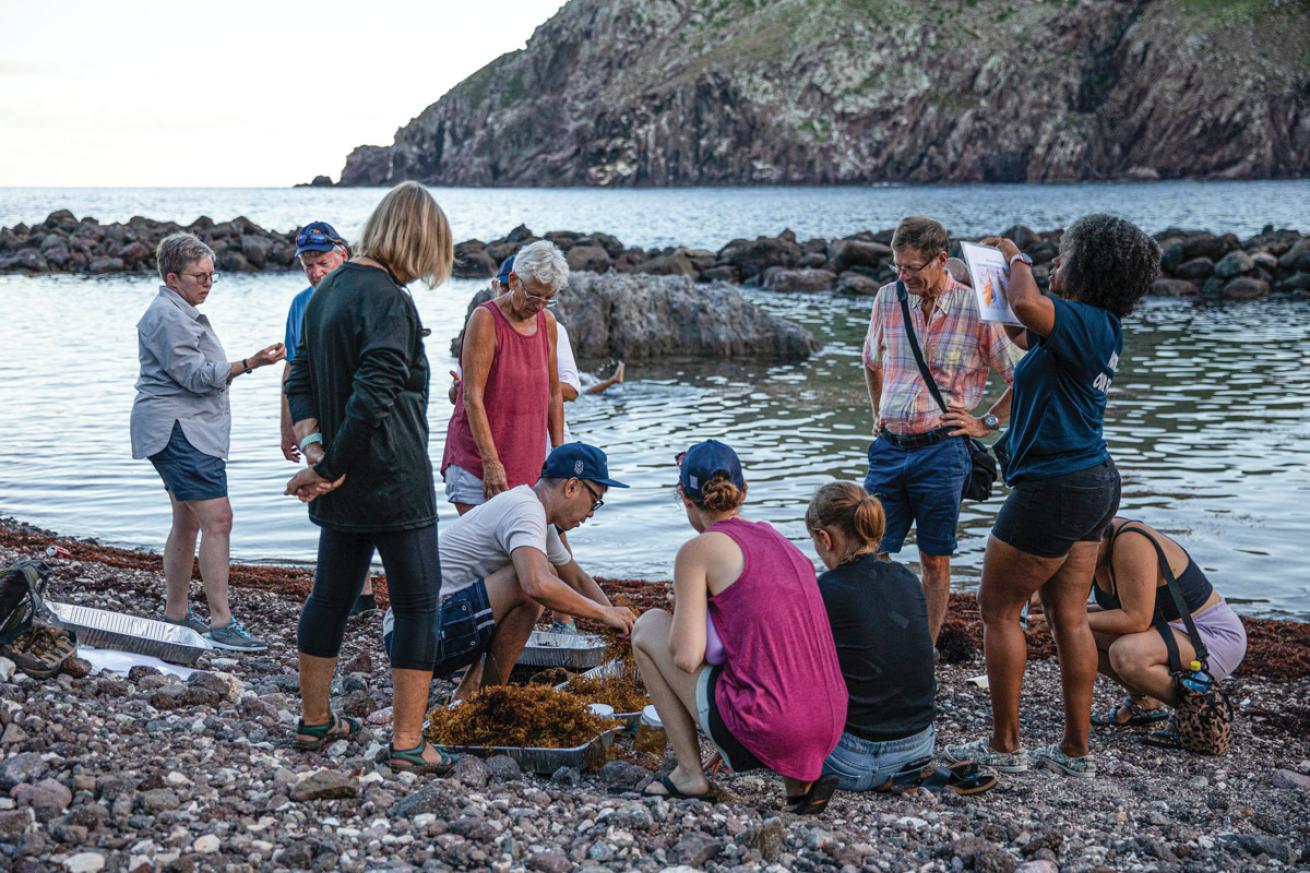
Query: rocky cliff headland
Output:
[[4, 210, 1309, 304], [330, 0, 1310, 187]]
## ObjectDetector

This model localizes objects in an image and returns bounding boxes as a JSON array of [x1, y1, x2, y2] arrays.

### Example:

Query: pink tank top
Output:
[[442, 300, 551, 489], [707, 517, 847, 781]]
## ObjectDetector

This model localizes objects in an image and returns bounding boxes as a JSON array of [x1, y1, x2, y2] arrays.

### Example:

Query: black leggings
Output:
[[298, 525, 441, 671]]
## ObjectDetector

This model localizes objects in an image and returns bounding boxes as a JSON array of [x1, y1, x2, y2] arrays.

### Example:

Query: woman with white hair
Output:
[[441, 240, 567, 514]]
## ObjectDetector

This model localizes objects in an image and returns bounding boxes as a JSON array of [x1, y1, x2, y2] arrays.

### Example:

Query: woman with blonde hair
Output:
[[284, 181, 456, 772], [806, 482, 937, 790], [631, 440, 846, 814]]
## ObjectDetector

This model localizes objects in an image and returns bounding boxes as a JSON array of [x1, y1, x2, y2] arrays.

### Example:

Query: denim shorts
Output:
[[864, 434, 970, 556], [992, 460, 1120, 558], [443, 463, 486, 507], [821, 723, 935, 792], [148, 420, 227, 502], [695, 665, 764, 774], [383, 578, 494, 676]]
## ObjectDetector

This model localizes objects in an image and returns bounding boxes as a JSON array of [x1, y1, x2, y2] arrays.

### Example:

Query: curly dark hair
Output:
[[1059, 214, 1160, 317]]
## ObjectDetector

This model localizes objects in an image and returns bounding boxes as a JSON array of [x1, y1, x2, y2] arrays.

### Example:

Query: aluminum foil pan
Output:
[[47, 601, 213, 666], [516, 629, 608, 669], [445, 727, 619, 774], [555, 658, 645, 729]]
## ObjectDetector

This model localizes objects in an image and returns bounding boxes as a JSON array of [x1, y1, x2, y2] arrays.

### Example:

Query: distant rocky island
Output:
[[323, 0, 1309, 187], [3, 210, 1309, 304]]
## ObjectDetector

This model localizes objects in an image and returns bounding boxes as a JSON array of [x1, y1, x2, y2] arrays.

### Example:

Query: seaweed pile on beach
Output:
[[423, 685, 610, 749]]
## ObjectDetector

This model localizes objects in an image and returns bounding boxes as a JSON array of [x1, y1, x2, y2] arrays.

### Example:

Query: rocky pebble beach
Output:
[[3, 211, 1308, 305], [2, 518, 1309, 873]]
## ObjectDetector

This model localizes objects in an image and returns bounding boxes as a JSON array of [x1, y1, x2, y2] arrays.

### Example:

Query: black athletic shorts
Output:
[[992, 460, 1121, 558]]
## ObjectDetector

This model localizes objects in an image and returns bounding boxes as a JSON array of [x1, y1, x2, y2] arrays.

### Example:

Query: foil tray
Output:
[[47, 601, 213, 666], [516, 629, 609, 669], [556, 658, 644, 729], [445, 728, 620, 774]]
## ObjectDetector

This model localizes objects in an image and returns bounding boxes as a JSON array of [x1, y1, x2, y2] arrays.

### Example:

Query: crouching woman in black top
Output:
[[806, 482, 937, 790]]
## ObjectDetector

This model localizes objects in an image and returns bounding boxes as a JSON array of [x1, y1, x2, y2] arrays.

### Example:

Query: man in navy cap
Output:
[[383, 442, 637, 702], [280, 221, 375, 615]]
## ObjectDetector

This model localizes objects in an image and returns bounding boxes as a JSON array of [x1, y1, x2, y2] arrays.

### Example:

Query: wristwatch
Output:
[[1008, 252, 1033, 270], [982, 413, 1000, 431]]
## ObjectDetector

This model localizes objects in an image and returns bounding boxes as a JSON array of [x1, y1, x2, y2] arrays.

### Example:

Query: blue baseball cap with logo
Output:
[[496, 254, 515, 286], [295, 221, 347, 256], [541, 442, 628, 488], [676, 440, 745, 501]]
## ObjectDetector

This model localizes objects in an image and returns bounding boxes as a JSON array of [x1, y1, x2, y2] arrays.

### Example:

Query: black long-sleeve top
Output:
[[285, 262, 435, 531]]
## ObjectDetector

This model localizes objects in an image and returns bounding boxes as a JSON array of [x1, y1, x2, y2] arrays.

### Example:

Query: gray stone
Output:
[[837, 272, 881, 295], [289, 769, 358, 802], [1174, 257, 1215, 280], [484, 754, 523, 781], [832, 239, 892, 272], [765, 268, 837, 292], [0, 752, 48, 790], [14, 778, 72, 818], [1213, 249, 1254, 278], [61, 852, 106, 873], [742, 818, 785, 862], [454, 272, 818, 361], [0, 808, 34, 837], [550, 766, 581, 786], [599, 760, 648, 792], [528, 850, 572, 873], [1150, 278, 1199, 297], [391, 783, 461, 818], [1, 722, 29, 745], [587, 841, 616, 862], [139, 789, 180, 813], [451, 754, 491, 788], [670, 832, 721, 866], [1015, 861, 1059, 873], [567, 244, 613, 273], [1221, 277, 1270, 300], [1272, 768, 1310, 790], [0, 656, 15, 682], [1221, 833, 1294, 864]]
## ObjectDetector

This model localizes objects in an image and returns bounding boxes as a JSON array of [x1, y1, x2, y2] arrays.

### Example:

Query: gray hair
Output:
[[156, 233, 216, 283], [513, 240, 569, 291]]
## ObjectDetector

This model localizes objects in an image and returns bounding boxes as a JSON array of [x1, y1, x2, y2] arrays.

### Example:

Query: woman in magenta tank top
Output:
[[631, 440, 847, 813], [441, 241, 566, 514]]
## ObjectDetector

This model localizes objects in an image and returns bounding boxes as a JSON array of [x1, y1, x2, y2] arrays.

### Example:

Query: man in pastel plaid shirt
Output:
[[861, 216, 1024, 643]]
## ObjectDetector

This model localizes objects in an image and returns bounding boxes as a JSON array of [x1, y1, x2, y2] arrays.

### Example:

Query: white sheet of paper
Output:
[[960, 241, 1022, 325]]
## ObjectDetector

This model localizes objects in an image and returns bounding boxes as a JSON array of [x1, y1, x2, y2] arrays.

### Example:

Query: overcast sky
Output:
[[0, 0, 568, 187]]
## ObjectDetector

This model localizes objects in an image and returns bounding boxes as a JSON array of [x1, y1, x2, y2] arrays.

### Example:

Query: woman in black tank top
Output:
[[1088, 517, 1231, 727]]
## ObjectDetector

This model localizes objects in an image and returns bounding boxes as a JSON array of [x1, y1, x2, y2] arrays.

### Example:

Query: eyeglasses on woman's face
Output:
[[180, 271, 220, 285], [512, 275, 557, 307]]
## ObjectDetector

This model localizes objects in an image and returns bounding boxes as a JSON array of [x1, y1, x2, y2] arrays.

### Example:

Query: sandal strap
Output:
[[296, 712, 339, 738]]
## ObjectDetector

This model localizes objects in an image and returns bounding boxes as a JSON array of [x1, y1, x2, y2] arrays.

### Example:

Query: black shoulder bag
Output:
[[1129, 528, 1234, 755], [896, 280, 1001, 502]]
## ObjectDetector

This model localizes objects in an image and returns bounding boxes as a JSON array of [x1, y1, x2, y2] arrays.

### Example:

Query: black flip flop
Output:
[[786, 774, 838, 815], [642, 774, 714, 801]]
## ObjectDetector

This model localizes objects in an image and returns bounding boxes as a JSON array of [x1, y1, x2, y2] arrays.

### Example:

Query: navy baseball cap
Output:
[[542, 442, 628, 488], [676, 440, 744, 501], [496, 254, 515, 286], [295, 221, 347, 256]]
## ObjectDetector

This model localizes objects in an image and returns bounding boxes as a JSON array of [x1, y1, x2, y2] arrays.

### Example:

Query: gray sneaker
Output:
[[158, 608, 209, 635], [206, 617, 267, 652], [1032, 743, 1096, 778], [943, 737, 1030, 773]]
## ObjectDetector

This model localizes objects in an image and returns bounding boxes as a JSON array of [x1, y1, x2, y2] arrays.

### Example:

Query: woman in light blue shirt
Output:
[[131, 232, 284, 651]]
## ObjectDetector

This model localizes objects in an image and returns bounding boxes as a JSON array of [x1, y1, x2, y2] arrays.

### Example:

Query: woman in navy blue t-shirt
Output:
[[945, 214, 1159, 779]]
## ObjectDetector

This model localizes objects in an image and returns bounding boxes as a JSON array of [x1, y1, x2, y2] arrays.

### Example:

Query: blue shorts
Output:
[[383, 578, 494, 677], [148, 421, 227, 502], [821, 723, 935, 792], [864, 434, 969, 556]]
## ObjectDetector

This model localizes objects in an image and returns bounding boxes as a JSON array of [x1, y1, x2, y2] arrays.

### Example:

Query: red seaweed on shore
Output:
[[3, 516, 1306, 681]]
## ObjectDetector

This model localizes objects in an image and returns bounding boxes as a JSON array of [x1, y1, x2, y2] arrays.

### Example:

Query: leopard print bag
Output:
[[1173, 669, 1234, 755]]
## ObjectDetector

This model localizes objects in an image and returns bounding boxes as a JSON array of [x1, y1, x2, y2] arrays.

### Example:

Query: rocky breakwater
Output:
[[0, 211, 302, 277], [453, 271, 820, 361], [456, 223, 1310, 303]]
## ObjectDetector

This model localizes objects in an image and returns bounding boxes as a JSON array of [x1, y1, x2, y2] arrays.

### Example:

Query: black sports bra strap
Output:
[[1114, 523, 1210, 669]]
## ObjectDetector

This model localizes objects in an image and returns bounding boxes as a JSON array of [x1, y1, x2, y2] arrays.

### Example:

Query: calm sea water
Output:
[[3, 180, 1310, 247], [1, 184, 1308, 617]]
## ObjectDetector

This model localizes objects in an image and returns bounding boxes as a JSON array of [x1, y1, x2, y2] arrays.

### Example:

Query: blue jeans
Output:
[[821, 723, 935, 791], [864, 435, 969, 555]]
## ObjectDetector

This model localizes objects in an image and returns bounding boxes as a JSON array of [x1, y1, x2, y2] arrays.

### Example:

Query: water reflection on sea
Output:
[[1, 270, 1307, 617]]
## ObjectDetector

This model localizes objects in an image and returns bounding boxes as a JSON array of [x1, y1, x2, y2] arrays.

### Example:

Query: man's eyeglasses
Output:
[[295, 227, 345, 249], [890, 259, 936, 277], [182, 272, 219, 285], [579, 479, 605, 512], [512, 276, 556, 307]]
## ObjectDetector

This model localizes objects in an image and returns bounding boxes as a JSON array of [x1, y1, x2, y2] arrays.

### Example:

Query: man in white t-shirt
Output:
[[384, 442, 636, 700]]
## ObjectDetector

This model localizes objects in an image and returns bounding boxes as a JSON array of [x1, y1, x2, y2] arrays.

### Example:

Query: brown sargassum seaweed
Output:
[[424, 685, 611, 748]]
